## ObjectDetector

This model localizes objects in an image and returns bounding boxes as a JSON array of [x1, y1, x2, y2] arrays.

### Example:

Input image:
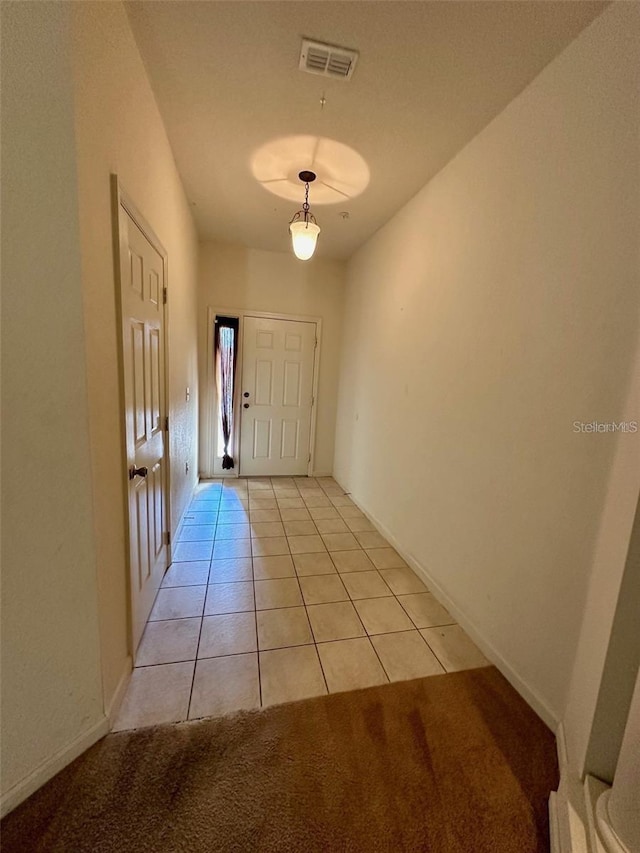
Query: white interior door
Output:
[[240, 316, 316, 476], [118, 198, 169, 654]]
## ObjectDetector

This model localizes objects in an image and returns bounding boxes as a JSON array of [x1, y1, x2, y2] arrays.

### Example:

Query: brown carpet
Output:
[[2, 666, 558, 853]]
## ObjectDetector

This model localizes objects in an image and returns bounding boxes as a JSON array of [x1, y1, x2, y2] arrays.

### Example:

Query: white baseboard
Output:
[[105, 656, 132, 726], [198, 472, 238, 479], [549, 727, 610, 853], [549, 723, 587, 853], [172, 481, 203, 549], [0, 715, 110, 819], [585, 776, 614, 853], [550, 792, 563, 852], [197, 471, 332, 480], [342, 487, 558, 731], [549, 779, 591, 853]]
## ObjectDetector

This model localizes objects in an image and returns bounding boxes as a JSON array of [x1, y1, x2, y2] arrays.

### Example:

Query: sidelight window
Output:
[[214, 315, 239, 468]]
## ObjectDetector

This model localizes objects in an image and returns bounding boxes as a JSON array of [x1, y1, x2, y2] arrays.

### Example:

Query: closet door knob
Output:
[[129, 466, 148, 480]]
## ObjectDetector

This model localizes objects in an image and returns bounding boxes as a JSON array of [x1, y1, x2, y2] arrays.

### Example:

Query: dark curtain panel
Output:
[[214, 316, 239, 469]]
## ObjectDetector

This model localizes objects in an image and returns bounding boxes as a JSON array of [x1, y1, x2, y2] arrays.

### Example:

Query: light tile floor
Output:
[[114, 476, 489, 731]]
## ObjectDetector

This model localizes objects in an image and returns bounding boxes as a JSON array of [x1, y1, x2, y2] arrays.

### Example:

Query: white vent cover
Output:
[[299, 38, 359, 81]]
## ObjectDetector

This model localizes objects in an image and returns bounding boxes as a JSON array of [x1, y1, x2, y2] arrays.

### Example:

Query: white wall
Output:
[[198, 241, 345, 477], [1, 0, 200, 813], [333, 3, 640, 726], [1, 2, 104, 810], [71, 2, 200, 709]]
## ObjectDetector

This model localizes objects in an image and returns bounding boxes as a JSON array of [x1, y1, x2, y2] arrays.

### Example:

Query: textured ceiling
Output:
[[126, 1, 607, 259]]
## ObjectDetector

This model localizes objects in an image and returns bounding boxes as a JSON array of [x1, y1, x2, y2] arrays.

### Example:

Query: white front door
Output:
[[240, 316, 317, 476], [117, 195, 169, 654]]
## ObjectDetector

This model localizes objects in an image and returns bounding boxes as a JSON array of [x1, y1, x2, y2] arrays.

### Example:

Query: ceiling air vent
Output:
[[299, 39, 359, 81]]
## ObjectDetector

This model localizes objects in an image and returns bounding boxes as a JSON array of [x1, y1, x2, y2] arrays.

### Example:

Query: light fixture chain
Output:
[[289, 170, 320, 260]]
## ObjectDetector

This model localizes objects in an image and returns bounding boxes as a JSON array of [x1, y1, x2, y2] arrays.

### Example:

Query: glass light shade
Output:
[[289, 220, 320, 261]]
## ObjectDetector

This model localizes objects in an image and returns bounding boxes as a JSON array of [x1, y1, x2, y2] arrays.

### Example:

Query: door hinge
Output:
[[308, 452, 312, 463], [164, 416, 169, 431], [164, 530, 171, 546], [314, 338, 318, 349], [163, 286, 168, 305]]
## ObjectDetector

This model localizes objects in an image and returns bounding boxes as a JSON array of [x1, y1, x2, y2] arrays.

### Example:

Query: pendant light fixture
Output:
[[289, 170, 321, 261]]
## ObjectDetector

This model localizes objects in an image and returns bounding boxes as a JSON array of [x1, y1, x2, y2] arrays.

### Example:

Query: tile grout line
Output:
[[265, 479, 334, 697], [307, 480, 393, 692], [289, 518, 331, 697], [310, 480, 382, 689], [417, 631, 449, 673], [185, 494, 221, 720], [253, 488, 300, 697], [343, 575, 392, 685], [323, 477, 453, 676], [248, 482, 294, 709], [249, 534, 263, 708], [131, 478, 466, 730], [320, 480, 394, 683]]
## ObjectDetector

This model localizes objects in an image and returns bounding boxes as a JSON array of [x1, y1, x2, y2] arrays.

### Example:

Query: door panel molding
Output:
[[111, 175, 171, 657], [240, 316, 316, 476], [203, 306, 322, 478]]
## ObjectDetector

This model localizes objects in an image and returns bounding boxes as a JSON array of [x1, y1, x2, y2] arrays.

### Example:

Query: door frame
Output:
[[203, 306, 322, 478], [111, 175, 172, 655]]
